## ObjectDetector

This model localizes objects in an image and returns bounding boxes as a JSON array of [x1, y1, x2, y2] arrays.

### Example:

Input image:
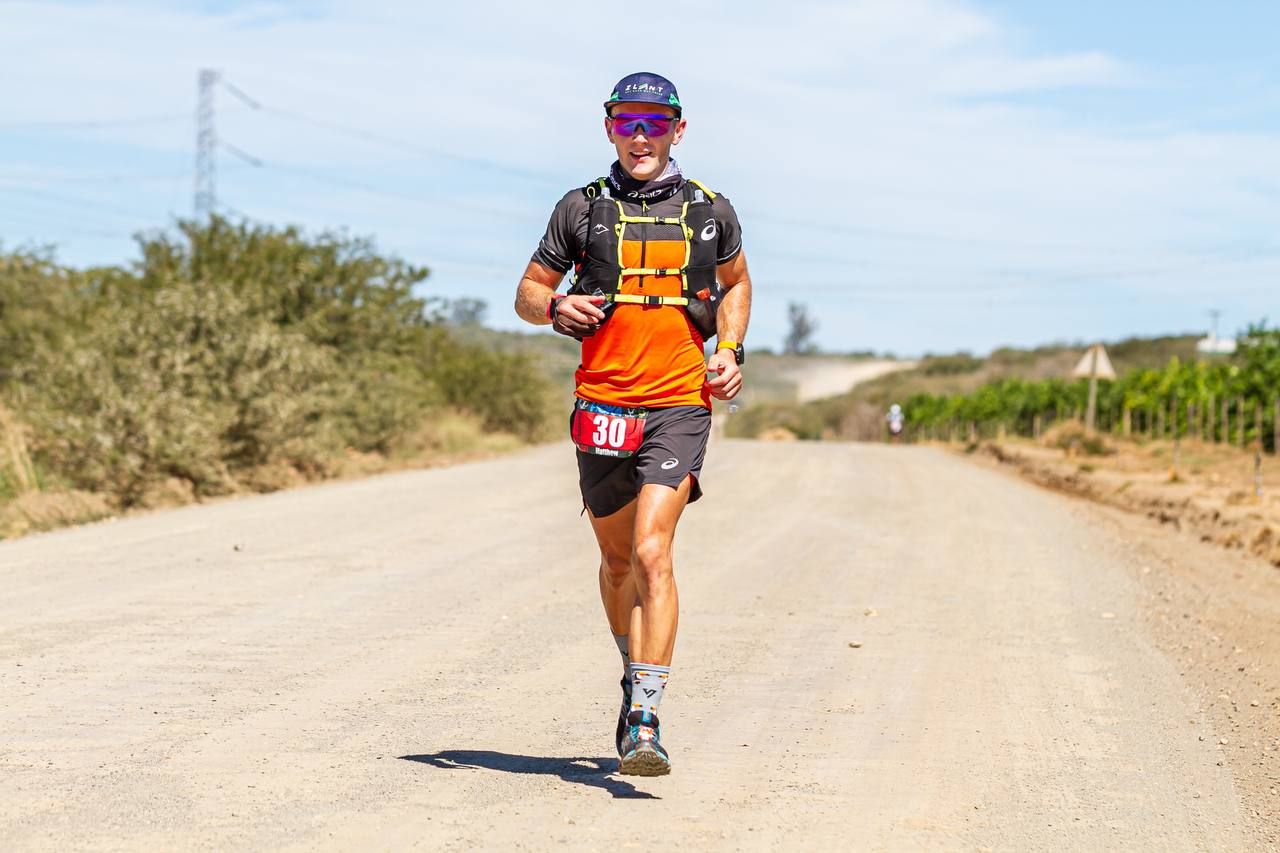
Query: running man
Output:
[[887, 403, 905, 442], [514, 72, 751, 776]]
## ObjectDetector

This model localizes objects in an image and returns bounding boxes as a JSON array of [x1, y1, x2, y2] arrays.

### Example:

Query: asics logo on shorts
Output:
[[661, 457, 679, 470]]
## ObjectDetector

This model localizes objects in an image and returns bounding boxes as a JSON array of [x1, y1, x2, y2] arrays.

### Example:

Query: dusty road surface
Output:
[[0, 442, 1255, 851], [784, 358, 917, 402]]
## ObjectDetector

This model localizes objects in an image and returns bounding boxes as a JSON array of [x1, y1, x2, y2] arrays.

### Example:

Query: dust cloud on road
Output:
[[785, 358, 916, 402]]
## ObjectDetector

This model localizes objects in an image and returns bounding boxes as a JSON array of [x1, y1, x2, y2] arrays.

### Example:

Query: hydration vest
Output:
[[570, 177, 722, 340]]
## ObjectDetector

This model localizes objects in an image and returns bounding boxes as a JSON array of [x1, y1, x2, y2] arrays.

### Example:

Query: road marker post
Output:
[[1072, 345, 1115, 435]]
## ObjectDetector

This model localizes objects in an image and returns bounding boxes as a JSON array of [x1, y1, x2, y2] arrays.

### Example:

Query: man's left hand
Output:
[[705, 349, 742, 400]]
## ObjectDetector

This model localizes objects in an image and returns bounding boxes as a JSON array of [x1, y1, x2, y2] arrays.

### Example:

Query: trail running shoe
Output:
[[615, 675, 632, 757], [618, 710, 671, 777]]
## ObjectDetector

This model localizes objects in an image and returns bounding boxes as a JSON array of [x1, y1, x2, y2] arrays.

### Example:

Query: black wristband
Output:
[[547, 294, 565, 321]]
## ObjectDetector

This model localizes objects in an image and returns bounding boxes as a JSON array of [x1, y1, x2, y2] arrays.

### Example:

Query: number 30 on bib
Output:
[[571, 399, 647, 457]]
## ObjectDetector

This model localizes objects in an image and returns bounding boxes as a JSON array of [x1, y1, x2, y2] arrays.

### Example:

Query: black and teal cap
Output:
[[604, 72, 682, 116]]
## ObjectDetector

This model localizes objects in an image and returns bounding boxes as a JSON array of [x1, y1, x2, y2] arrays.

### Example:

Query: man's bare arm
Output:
[[514, 261, 565, 325], [703, 251, 752, 400], [715, 251, 752, 343], [514, 260, 607, 336]]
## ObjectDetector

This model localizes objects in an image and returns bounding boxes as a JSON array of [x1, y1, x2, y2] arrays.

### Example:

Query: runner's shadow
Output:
[[398, 751, 659, 800]]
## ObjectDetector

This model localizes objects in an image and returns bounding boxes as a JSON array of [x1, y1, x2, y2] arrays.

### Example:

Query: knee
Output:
[[632, 535, 672, 588], [600, 550, 632, 585]]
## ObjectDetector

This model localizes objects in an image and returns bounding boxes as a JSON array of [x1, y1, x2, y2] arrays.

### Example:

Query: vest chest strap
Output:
[[617, 214, 685, 226], [621, 267, 683, 277], [608, 294, 690, 307]]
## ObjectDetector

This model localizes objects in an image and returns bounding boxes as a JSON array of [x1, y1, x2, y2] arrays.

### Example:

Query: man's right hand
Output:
[[551, 294, 608, 338]]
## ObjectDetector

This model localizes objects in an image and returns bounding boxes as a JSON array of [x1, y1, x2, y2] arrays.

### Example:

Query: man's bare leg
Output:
[[589, 477, 691, 774], [589, 498, 643, 759], [628, 478, 692, 666], [590, 500, 639, 639], [588, 478, 690, 662]]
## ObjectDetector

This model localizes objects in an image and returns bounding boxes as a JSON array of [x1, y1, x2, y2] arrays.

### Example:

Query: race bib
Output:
[[571, 399, 647, 457]]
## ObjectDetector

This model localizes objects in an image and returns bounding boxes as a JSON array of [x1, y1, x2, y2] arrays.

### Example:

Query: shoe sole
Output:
[[618, 746, 671, 777]]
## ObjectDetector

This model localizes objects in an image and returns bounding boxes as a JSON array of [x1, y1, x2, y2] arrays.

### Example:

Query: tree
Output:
[[784, 302, 818, 355], [447, 298, 488, 327]]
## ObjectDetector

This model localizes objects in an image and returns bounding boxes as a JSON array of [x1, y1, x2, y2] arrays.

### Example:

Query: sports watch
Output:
[[717, 340, 745, 365]]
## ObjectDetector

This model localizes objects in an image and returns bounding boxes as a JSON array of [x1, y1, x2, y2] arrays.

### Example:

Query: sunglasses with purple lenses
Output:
[[608, 113, 676, 137]]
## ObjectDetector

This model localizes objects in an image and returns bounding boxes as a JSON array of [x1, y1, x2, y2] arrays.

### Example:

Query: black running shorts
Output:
[[574, 405, 712, 518]]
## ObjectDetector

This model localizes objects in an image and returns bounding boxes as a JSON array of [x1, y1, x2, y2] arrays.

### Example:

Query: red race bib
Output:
[[571, 399, 647, 457]]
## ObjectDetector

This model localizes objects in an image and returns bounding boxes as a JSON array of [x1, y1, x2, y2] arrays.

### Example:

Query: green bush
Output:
[[429, 330, 555, 440], [729, 325, 1279, 449], [920, 353, 982, 376], [900, 324, 1280, 451], [0, 248, 84, 387], [1, 217, 557, 511], [21, 279, 335, 505]]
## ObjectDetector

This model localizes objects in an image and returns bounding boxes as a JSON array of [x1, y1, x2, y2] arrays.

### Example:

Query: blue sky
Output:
[[2, 0, 1278, 354]]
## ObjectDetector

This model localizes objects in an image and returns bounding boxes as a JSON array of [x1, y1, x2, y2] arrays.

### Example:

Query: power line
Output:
[[0, 113, 188, 131], [256, 104, 567, 188], [0, 170, 189, 186], [0, 216, 132, 240], [746, 210, 1148, 255], [220, 141, 263, 168], [0, 185, 163, 221], [220, 79, 262, 110], [234, 159, 542, 224], [211, 74, 565, 187], [203, 77, 549, 225], [0, 197, 142, 238], [214, 200, 254, 220]]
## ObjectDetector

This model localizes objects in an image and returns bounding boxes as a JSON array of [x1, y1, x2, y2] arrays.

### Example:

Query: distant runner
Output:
[[887, 403, 905, 442], [514, 72, 752, 776]]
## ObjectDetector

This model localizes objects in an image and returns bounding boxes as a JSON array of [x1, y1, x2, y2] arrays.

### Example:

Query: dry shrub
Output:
[[758, 427, 798, 441], [327, 349, 440, 454], [0, 221, 558, 532], [22, 280, 335, 507], [428, 334, 556, 442], [0, 402, 37, 498], [396, 408, 523, 462], [237, 462, 310, 494], [1043, 421, 1113, 457], [0, 489, 112, 538]]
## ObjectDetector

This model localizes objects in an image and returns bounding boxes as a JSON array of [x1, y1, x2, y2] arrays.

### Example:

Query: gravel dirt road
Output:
[[0, 441, 1257, 851]]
